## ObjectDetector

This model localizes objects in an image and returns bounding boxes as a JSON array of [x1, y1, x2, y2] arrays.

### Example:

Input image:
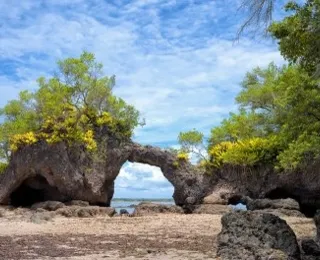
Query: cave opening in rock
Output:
[[228, 195, 247, 210], [266, 188, 317, 218], [10, 175, 64, 207], [112, 161, 175, 213], [265, 188, 293, 200]]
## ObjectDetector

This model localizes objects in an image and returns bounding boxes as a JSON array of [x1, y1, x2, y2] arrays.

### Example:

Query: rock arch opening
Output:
[[228, 195, 247, 211], [266, 188, 317, 217], [10, 175, 64, 207], [112, 161, 175, 213]]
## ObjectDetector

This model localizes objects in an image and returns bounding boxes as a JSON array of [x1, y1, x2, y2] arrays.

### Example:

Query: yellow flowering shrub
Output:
[[209, 141, 234, 167], [177, 152, 189, 161], [82, 130, 97, 151], [171, 152, 189, 168], [96, 112, 113, 126], [209, 137, 279, 167], [10, 132, 38, 151]]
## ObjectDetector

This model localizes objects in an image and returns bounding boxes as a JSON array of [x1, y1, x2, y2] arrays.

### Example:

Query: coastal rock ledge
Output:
[[0, 135, 208, 209]]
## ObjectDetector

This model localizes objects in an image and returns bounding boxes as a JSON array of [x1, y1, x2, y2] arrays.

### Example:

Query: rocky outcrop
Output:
[[55, 205, 115, 218], [0, 130, 207, 209], [192, 204, 231, 215], [243, 197, 305, 217], [217, 211, 301, 259], [2, 127, 320, 216], [133, 202, 184, 216], [298, 211, 320, 259], [206, 162, 320, 217], [245, 197, 300, 211]]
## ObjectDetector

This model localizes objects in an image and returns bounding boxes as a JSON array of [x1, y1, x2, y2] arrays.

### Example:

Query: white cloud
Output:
[[114, 162, 174, 198]]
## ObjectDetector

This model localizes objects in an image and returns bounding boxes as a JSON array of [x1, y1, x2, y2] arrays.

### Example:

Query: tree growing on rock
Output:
[[0, 52, 142, 164], [177, 129, 208, 165]]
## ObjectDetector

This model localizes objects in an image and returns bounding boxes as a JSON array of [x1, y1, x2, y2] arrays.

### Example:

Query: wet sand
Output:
[[0, 212, 316, 260]]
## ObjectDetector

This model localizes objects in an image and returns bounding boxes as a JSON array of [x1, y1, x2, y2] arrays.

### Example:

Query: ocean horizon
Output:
[[111, 198, 175, 214]]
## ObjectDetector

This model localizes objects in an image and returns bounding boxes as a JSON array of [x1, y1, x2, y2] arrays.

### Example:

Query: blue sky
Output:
[[0, 0, 286, 198]]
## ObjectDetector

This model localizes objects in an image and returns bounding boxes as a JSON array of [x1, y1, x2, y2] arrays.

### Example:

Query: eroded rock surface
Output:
[[245, 197, 300, 211], [2, 127, 320, 216], [243, 197, 305, 217], [133, 202, 184, 216], [206, 162, 320, 217], [217, 211, 301, 260], [192, 204, 231, 215], [56, 205, 115, 218], [0, 130, 207, 209]]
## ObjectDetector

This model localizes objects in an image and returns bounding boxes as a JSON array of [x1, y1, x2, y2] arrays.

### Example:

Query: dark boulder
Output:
[[217, 211, 301, 259], [119, 209, 129, 215]]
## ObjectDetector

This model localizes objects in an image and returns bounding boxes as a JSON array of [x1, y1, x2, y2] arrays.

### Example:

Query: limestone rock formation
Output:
[[0, 130, 207, 209], [55, 205, 115, 218], [206, 162, 320, 217], [245, 197, 300, 211], [133, 202, 184, 216], [243, 197, 305, 217], [217, 211, 301, 260], [3, 127, 320, 216], [252, 208, 305, 218]]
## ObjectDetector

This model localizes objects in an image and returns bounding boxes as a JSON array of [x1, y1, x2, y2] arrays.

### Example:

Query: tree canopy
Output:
[[179, 0, 320, 171], [269, 0, 320, 76], [0, 52, 141, 163], [239, 0, 320, 76]]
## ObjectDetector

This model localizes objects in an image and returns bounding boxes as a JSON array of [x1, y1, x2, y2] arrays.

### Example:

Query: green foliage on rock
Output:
[[209, 64, 320, 170], [178, 129, 208, 164], [0, 52, 141, 161], [205, 0, 320, 170]]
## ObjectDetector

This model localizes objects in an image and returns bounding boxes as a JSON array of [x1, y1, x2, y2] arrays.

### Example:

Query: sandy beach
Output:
[[0, 211, 316, 260]]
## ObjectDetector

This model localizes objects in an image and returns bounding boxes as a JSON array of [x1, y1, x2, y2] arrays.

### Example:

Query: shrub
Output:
[[177, 152, 189, 161], [209, 136, 279, 167]]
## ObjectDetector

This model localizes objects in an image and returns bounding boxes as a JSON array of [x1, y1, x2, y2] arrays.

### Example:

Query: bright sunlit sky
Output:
[[0, 0, 288, 198]]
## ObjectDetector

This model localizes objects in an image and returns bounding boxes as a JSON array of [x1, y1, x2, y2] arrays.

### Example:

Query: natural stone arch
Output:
[[0, 137, 207, 209]]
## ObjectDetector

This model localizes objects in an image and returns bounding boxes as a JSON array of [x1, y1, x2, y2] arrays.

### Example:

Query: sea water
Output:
[[111, 198, 175, 214], [111, 198, 247, 214]]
